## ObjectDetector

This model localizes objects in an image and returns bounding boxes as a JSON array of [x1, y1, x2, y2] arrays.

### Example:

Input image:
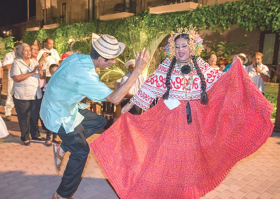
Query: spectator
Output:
[[246, 52, 270, 94], [31, 44, 48, 88], [43, 64, 61, 146], [2, 42, 22, 121], [223, 53, 248, 72], [31, 44, 39, 60], [10, 43, 46, 146], [208, 54, 219, 69], [31, 44, 56, 146], [61, 51, 73, 61], [217, 56, 229, 72], [120, 59, 145, 115], [37, 38, 61, 79]]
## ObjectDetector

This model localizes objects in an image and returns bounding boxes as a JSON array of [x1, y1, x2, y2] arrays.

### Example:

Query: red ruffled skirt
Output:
[[90, 61, 273, 199]]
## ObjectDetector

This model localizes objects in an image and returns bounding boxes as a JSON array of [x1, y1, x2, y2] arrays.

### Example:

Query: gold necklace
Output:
[[179, 60, 193, 124], [181, 70, 193, 100], [177, 60, 191, 69]]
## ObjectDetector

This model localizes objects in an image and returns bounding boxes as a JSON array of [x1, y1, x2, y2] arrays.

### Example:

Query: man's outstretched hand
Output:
[[134, 48, 150, 74]]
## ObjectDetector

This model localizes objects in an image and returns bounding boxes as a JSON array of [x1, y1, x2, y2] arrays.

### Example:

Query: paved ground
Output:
[[0, 105, 280, 199]]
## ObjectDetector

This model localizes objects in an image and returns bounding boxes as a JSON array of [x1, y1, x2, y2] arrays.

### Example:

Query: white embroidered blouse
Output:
[[130, 57, 223, 111]]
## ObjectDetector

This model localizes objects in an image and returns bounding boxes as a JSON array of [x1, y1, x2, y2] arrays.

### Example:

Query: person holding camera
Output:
[[246, 52, 270, 94], [37, 38, 61, 80]]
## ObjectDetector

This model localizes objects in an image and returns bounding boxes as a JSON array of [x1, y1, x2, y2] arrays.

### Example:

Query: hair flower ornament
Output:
[[165, 25, 204, 59]]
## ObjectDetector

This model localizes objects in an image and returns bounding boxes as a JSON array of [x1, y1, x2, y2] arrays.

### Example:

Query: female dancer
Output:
[[90, 27, 273, 199]]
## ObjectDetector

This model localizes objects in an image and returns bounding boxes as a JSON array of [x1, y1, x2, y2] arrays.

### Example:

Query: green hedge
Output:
[[0, 36, 15, 60], [22, 0, 280, 55]]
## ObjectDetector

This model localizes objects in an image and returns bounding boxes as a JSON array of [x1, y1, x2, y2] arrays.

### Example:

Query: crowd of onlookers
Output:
[[0, 38, 73, 146], [208, 52, 270, 94]]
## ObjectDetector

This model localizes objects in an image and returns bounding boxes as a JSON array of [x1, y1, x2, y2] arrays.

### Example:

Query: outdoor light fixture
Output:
[[3, 31, 6, 34]]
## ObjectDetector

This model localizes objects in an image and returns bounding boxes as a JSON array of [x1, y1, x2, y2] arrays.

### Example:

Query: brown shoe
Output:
[[52, 138, 62, 144], [52, 192, 73, 199], [45, 140, 52, 147]]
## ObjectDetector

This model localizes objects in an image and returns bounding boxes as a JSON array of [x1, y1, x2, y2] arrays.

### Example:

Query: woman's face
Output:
[[175, 37, 190, 62], [21, 45, 31, 59], [209, 54, 217, 66]]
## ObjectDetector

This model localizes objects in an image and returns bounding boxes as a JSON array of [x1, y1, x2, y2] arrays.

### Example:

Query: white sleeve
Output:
[[10, 61, 21, 77], [120, 75, 128, 86], [54, 50, 61, 63], [37, 50, 45, 61], [2, 53, 13, 66], [262, 65, 270, 78]]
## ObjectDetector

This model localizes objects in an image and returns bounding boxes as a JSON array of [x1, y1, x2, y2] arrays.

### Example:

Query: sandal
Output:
[[53, 144, 65, 171], [52, 138, 62, 144], [32, 136, 46, 141], [45, 140, 52, 147], [23, 140, 30, 146], [52, 192, 73, 199]]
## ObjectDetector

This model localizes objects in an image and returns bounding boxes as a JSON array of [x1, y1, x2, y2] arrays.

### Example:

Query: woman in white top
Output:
[[10, 43, 46, 146]]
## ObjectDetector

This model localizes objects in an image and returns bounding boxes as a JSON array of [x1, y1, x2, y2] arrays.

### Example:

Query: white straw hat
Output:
[[238, 53, 248, 65], [124, 59, 136, 67], [92, 33, 125, 59]]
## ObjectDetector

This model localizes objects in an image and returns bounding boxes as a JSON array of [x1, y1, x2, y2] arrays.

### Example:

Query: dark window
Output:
[[43, 8, 47, 23], [61, 3, 67, 23], [29, 0, 36, 17], [260, 32, 280, 67], [62, 3, 66, 16]]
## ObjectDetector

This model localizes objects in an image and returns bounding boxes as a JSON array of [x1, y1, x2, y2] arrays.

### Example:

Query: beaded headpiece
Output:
[[165, 25, 204, 59]]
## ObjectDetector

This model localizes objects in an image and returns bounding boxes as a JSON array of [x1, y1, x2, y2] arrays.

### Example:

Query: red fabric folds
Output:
[[90, 59, 273, 199]]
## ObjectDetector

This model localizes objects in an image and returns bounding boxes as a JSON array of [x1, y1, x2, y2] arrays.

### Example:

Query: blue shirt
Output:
[[40, 53, 112, 134]]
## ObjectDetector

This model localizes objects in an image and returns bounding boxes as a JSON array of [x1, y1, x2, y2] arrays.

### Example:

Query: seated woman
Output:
[[90, 27, 273, 199]]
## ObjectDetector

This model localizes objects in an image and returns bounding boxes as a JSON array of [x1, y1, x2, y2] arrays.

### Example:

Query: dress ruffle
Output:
[[90, 59, 273, 199]]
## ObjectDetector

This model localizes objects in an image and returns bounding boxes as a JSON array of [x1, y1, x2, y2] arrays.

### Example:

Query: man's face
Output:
[[46, 39, 54, 50], [31, 45, 39, 59], [253, 55, 262, 66], [237, 55, 245, 65], [98, 57, 116, 69]]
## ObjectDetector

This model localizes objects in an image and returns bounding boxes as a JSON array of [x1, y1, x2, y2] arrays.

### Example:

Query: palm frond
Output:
[[100, 70, 112, 81], [142, 32, 168, 79]]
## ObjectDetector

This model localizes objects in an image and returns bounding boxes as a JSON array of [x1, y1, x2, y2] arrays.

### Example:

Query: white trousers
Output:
[[5, 78, 14, 116]]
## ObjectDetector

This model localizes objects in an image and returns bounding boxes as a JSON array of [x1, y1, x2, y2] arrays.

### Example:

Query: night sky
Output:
[[0, 0, 36, 27]]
